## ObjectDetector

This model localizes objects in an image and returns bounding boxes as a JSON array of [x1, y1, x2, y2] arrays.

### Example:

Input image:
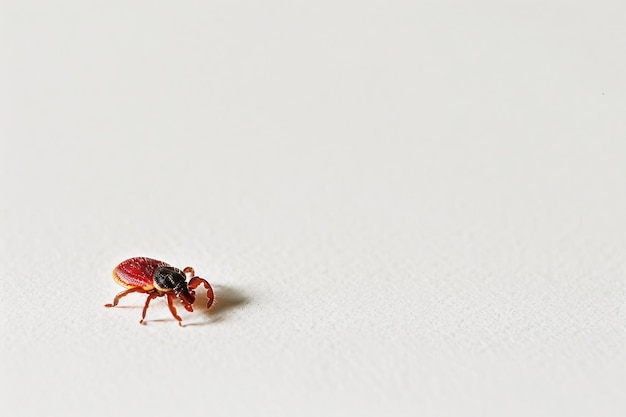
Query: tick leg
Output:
[[140, 293, 160, 325], [166, 292, 184, 327], [188, 277, 215, 308], [183, 266, 195, 278], [105, 287, 149, 307]]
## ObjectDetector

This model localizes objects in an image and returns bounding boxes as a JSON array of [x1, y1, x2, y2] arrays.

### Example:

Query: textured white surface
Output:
[[1, 1, 625, 416]]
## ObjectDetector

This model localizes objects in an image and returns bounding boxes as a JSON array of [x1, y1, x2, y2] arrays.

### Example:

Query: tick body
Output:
[[105, 257, 214, 326]]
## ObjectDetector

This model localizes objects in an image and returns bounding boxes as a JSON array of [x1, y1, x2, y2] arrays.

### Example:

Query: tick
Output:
[[105, 257, 214, 326]]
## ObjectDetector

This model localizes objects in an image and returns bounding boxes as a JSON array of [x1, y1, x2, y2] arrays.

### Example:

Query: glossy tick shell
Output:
[[113, 257, 170, 290], [106, 257, 215, 326]]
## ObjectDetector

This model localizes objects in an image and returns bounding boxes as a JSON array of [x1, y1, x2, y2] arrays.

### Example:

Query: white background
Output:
[[1, 1, 625, 416]]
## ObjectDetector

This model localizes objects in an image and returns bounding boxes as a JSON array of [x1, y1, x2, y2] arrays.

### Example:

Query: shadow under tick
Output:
[[185, 284, 249, 326]]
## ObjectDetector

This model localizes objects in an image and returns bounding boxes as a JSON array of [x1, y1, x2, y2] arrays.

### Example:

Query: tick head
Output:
[[176, 284, 196, 312], [154, 266, 197, 312]]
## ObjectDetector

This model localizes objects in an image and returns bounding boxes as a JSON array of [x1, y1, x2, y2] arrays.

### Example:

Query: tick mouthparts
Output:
[[177, 289, 195, 306]]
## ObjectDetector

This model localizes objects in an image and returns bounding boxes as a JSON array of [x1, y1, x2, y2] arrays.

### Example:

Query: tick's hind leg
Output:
[[140, 293, 161, 325], [188, 277, 215, 308], [166, 292, 184, 327], [105, 287, 149, 307]]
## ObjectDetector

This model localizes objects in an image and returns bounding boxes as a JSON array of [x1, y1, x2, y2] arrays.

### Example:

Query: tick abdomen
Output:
[[113, 257, 169, 289]]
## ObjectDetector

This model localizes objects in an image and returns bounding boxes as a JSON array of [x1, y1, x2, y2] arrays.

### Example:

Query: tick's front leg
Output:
[[188, 277, 215, 308], [183, 266, 195, 278], [166, 292, 184, 327]]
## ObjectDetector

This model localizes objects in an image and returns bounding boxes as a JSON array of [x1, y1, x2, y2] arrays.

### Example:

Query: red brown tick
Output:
[[105, 257, 214, 326]]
